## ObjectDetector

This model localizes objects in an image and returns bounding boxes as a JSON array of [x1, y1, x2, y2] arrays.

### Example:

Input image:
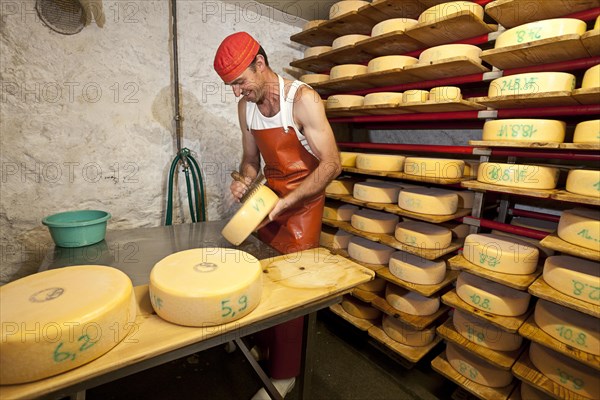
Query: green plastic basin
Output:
[[42, 210, 111, 248]]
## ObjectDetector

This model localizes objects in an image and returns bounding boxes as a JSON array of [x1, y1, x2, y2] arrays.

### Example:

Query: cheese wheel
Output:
[[363, 92, 403, 106], [446, 343, 514, 388], [389, 251, 446, 285], [398, 187, 459, 216], [402, 89, 429, 103], [303, 46, 332, 58], [300, 74, 330, 85], [221, 185, 278, 246], [419, 1, 484, 24], [491, 230, 555, 258], [429, 86, 461, 102], [341, 296, 382, 320], [357, 277, 386, 292], [510, 216, 558, 233], [482, 119, 566, 143], [463, 233, 539, 275], [326, 94, 364, 109], [323, 203, 359, 221], [534, 300, 599, 356], [419, 44, 482, 64], [520, 382, 555, 400], [382, 315, 436, 346], [340, 151, 360, 167], [367, 55, 418, 73], [573, 120, 600, 144], [395, 220, 452, 249], [320, 228, 353, 250], [557, 208, 600, 251], [325, 178, 356, 194], [351, 209, 399, 234], [581, 64, 600, 89], [404, 157, 465, 179], [477, 162, 560, 189], [495, 18, 587, 49], [488, 72, 576, 97], [543, 255, 600, 305], [566, 169, 600, 197], [329, 0, 369, 19], [372, 18, 418, 36], [348, 236, 395, 265], [356, 153, 405, 172], [385, 284, 440, 316], [329, 64, 368, 80], [456, 272, 531, 316], [529, 342, 600, 399], [303, 19, 326, 30], [596, 15, 600, 30], [0, 266, 136, 384], [353, 181, 401, 203], [332, 34, 370, 49], [453, 309, 523, 352]]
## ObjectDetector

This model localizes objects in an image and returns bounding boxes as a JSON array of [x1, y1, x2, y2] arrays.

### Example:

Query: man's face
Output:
[[229, 67, 262, 103]]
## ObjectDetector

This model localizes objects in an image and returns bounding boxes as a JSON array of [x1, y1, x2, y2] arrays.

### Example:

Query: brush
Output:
[[230, 171, 266, 203]]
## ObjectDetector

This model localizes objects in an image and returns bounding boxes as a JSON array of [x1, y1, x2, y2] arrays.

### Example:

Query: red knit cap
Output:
[[214, 32, 260, 83]]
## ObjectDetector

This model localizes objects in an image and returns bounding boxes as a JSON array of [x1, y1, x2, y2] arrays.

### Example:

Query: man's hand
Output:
[[230, 176, 253, 202], [254, 198, 288, 232]]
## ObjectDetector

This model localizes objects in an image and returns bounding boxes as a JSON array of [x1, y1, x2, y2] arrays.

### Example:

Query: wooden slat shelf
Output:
[[329, 303, 376, 331], [290, 24, 339, 47], [559, 143, 600, 150], [376, 267, 459, 297], [368, 324, 443, 363], [551, 190, 600, 206], [371, 293, 449, 330], [518, 314, 600, 371], [341, 166, 475, 185], [366, 0, 426, 20], [431, 352, 517, 400], [469, 140, 561, 148], [461, 180, 558, 199], [291, 11, 377, 47], [527, 276, 600, 318], [351, 287, 381, 303], [350, 103, 413, 116], [436, 318, 525, 371], [539, 233, 600, 262], [354, 31, 425, 58], [581, 29, 600, 56], [314, 76, 375, 94], [403, 57, 491, 81], [313, 44, 374, 66], [572, 87, 600, 105], [441, 289, 532, 333], [470, 91, 580, 109], [396, 99, 487, 113], [447, 254, 542, 291], [289, 55, 337, 74]]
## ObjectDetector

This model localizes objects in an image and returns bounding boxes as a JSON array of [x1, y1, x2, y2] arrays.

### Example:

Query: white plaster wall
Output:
[[0, 0, 306, 284]]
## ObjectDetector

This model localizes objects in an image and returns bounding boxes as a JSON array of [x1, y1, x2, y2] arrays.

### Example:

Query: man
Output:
[[213, 32, 341, 399]]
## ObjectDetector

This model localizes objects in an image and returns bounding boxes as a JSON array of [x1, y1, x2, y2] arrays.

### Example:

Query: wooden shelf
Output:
[[350, 103, 413, 116], [441, 289, 532, 333], [572, 87, 600, 105], [399, 99, 486, 113], [528, 276, 600, 318], [518, 314, 600, 371], [290, 55, 337, 74], [403, 57, 491, 81], [376, 267, 459, 297], [344, 166, 475, 185], [290, 24, 339, 47], [436, 318, 525, 370], [469, 140, 561, 149], [431, 352, 517, 400], [368, 324, 443, 363], [551, 189, 600, 206], [351, 287, 381, 303], [315, 75, 375, 95], [354, 31, 424, 58], [461, 180, 558, 199], [470, 91, 580, 109], [329, 303, 376, 331], [447, 254, 542, 291], [581, 29, 600, 56], [366, 0, 426, 21], [371, 294, 449, 330], [559, 142, 600, 150], [539, 233, 600, 262]]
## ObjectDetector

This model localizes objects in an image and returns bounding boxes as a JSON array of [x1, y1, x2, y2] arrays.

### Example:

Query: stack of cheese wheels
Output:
[[323, 202, 358, 221], [329, 0, 369, 19], [429, 86, 461, 102], [477, 162, 560, 189], [332, 34, 370, 49], [348, 236, 395, 265], [402, 90, 429, 103], [385, 284, 440, 316], [340, 151, 360, 167], [494, 18, 587, 49], [573, 120, 600, 143], [395, 220, 453, 249], [462, 233, 539, 275], [534, 299, 599, 355], [326, 94, 364, 109], [404, 157, 465, 179], [557, 208, 600, 251], [566, 169, 600, 197], [356, 153, 405, 171], [389, 251, 446, 285], [0, 266, 136, 384], [482, 119, 566, 143], [320, 227, 353, 250], [456, 272, 531, 316], [341, 295, 382, 320], [488, 72, 576, 97], [446, 343, 514, 387], [521, 382, 556, 400], [398, 187, 459, 215], [543, 255, 599, 304], [418, 1, 484, 24], [453, 309, 523, 351], [419, 44, 482, 65], [303, 46, 332, 58], [351, 209, 399, 233], [353, 181, 401, 203], [329, 64, 368, 80], [325, 178, 357, 195], [302, 20, 326, 31], [367, 55, 418, 73], [371, 18, 418, 36], [300, 74, 330, 85], [363, 92, 403, 106], [382, 315, 436, 346], [356, 277, 386, 292], [581, 64, 599, 89], [149, 248, 262, 326], [222, 185, 279, 245], [529, 342, 599, 399]]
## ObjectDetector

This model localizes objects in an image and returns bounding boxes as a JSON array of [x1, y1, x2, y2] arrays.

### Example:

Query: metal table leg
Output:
[[299, 312, 317, 400], [235, 339, 283, 400]]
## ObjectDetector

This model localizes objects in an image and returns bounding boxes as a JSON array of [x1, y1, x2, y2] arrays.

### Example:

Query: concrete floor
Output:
[[86, 309, 455, 400]]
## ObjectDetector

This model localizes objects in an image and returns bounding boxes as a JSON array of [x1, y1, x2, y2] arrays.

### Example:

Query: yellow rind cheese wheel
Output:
[[462, 233, 539, 275], [395, 220, 452, 249], [326, 94, 364, 108], [543, 255, 600, 305], [371, 18, 418, 36], [404, 157, 465, 179], [453, 309, 523, 351], [566, 169, 600, 197], [356, 153, 405, 172], [320, 228, 353, 250], [325, 178, 357, 195], [488, 72, 576, 97], [446, 343, 514, 388], [557, 208, 600, 251], [332, 34, 370, 49], [340, 151, 360, 167], [419, 44, 482, 64], [329, 0, 369, 19], [402, 89, 429, 103], [353, 181, 401, 203], [304, 46, 332, 58], [477, 162, 560, 189], [351, 208, 399, 234], [418, 1, 484, 24], [581, 64, 600, 89], [456, 272, 531, 316], [367, 55, 418, 73], [385, 284, 440, 316], [341, 296, 382, 320], [388, 250, 446, 285], [573, 120, 600, 144], [323, 203, 358, 221], [495, 18, 587, 49], [398, 187, 459, 216], [363, 92, 403, 106], [482, 119, 566, 143], [348, 236, 395, 265], [429, 86, 461, 102], [382, 315, 436, 346], [300, 74, 330, 85]]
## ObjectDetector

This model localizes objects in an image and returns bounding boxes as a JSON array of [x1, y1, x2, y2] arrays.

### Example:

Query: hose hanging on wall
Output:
[[165, 0, 206, 225]]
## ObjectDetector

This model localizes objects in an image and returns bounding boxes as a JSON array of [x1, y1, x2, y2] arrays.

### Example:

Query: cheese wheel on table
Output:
[[482, 119, 566, 143], [300, 74, 330, 85], [351, 209, 399, 234], [0, 266, 136, 385], [446, 343, 514, 388], [395, 220, 452, 249], [429, 86, 462, 102], [367, 55, 418, 73], [340, 151, 360, 167], [371, 18, 418, 36], [402, 90, 429, 103], [453, 309, 523, 351], [389, 250, 446, 285], [462, 233, 539, 275], [477, 162, 560, 189], [404, 157, 465, 179], [303, 46, 332, 58], [534, 299, 599, 355], [456, 272, 531, 316], [529, 342, 599, 399], [419, 44, 482, 64], [323, 203, 358, 221], [543, 255, 600, 305], [353, 181, 401, 203], [566, 169, 600, 197], [356, 277, 386, 292], [494, 18, 587, 49], [356, 153, 405, 172], [385, 284, 440, 316], [418, 2, 484, 24], [581, 64, 600, 89], [341, 296, 382, 320], [557, 208, 600, 251], [488, 72, 576, 97], [573, 120, 600, 144], [382, 315, 436, 346], [325, 178, 357, 195], [320, 227, 353, 250], [329, 0, 369, 19], [329, 64, 368, 80], [398, 187, 459, 215], [363, 92, 403, 106], [326, 94, 364, 109], [348, 236, 395, 265]]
